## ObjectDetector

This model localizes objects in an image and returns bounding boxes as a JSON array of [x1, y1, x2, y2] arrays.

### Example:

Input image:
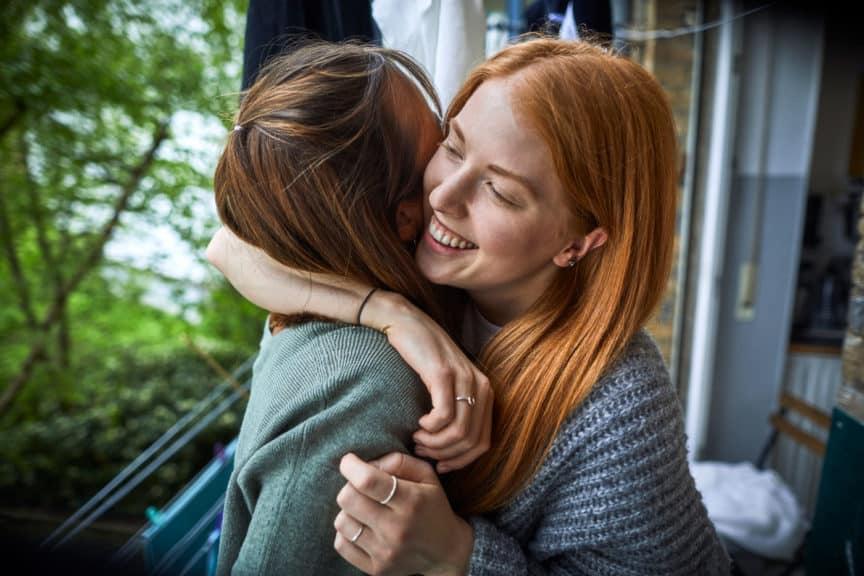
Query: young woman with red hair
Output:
[[209, 38, 731, 575]]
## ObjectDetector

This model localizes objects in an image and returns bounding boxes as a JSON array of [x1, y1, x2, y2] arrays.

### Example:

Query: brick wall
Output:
[[625, 0, 700, 367]]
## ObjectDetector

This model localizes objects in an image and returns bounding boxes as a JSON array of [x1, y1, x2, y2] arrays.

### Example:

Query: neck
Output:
[[468, 291, 528, 326], [468, 268, 559, 326]]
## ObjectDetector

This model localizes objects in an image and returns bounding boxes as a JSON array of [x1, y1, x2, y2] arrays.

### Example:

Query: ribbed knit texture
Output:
[[467, 329, 732, 575], [216, 320, 428, 576]]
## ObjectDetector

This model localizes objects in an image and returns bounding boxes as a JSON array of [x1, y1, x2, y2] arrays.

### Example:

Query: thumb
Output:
[[370, 451, 438, 484]]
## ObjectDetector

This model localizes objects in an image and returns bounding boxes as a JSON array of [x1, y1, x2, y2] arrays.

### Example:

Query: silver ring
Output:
[[379, 474, 398, 505], [456, 395, 476, 406], [349, 525, 364, 543]]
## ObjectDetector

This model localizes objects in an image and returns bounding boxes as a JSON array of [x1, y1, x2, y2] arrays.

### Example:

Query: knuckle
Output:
[[336, 487, 351, 508], [434, 365, 455, 382], [403, 490, 423, 515], [334, 535, 347, 552], [356, 470, 376, 493], [379, 546, 397, 567]]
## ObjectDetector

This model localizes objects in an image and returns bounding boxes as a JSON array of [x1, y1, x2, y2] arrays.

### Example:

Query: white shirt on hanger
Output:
[[372, 0, 485, 111]]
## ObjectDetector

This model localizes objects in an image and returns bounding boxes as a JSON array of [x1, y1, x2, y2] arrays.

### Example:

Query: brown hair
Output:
[[445, 39, 678, 514], [214, 41, 446, 325]]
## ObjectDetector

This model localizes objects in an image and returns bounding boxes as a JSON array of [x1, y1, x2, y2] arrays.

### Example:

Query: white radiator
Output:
[[772, 350, 842, 519]]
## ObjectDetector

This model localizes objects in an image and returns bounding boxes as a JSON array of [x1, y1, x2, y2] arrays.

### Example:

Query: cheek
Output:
[[423, 150, 445, 194], [475, 210, 532, 256]]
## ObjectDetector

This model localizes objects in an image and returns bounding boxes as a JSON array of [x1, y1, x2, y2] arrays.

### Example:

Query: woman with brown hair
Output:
[[210, 38, 731, 574], [210, 41, 492, 576]]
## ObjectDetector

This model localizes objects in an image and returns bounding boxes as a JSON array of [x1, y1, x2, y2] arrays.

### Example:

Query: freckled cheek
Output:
[[474, 213, 525, 256]]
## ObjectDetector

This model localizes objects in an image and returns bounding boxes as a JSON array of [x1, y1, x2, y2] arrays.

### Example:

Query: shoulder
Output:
[[237, 321, 428, 467], [548, 329, 685, 470], [531, 331, 729, 571], [247, 321, 426, 415], [259, 320, 419, 385], [577, 329, 676, 423]]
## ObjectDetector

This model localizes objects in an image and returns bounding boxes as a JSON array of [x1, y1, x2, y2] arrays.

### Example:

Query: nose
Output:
[[428, 165, 473, 219]]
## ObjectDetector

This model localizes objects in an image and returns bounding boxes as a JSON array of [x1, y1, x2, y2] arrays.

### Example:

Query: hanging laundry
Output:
[[242, 0, 377, 90], [372, 0, 485, 111]]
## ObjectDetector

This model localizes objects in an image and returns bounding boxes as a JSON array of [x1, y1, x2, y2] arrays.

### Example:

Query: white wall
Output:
[[702, 8, 825, 463]]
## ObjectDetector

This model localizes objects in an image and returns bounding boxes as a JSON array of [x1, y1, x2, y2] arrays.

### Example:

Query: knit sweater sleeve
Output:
[[217, 325, 428, 576], [467, 333, 731, 576]]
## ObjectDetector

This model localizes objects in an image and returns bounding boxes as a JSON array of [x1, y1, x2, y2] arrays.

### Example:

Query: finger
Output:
[[437, 388, 493, 472], [334, 531, 374, 574], [333, 510, 368, 548], [368, 451, 438, 484], [340, 453, 401, 504], [336, 481, 391, 527], [412, 400, 473, 450], [417, 370, 456, 433], [431, 405, 489, 469], [415, 378, 491, 463]]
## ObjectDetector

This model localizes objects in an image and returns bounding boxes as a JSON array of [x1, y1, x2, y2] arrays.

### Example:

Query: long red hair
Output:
[[445, 39, 678, 515]]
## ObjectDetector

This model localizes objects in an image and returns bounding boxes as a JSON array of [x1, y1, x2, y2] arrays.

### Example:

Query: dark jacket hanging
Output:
[[242, 0, 376, 90], [524, 0, 612, 38]]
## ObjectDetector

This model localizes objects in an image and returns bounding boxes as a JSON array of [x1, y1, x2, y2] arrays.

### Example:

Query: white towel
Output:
[[691, 461, 808, 561]]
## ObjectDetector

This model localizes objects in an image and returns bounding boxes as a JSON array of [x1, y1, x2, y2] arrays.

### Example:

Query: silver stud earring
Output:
[[568, 258, 577, 268]]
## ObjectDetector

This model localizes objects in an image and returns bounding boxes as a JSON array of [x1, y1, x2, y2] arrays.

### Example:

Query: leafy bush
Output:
[[0, 347, 250, 519]]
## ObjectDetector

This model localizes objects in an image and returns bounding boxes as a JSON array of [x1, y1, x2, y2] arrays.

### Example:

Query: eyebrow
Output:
[[450, 119, 539, 197]]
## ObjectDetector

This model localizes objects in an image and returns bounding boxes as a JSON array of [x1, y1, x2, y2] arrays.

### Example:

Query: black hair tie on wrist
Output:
[[356, 288, 378, 325]]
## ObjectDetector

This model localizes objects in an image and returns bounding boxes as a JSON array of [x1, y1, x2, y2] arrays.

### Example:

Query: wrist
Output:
[[438, 517, 473, 576], [359, 290, 408, 332]]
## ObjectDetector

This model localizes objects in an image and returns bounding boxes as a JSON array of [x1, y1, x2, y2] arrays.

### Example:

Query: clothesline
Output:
[[613, 1, 776, 41]]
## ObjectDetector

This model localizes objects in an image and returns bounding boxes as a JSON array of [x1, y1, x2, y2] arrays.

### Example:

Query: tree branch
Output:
[[0, 344, 45, 416], [53, 119, 171, 308], [0, 99, 25, 143], [0, 183, 37, 325], [0, 119, 172, 416], [20, 133, 58, 272]]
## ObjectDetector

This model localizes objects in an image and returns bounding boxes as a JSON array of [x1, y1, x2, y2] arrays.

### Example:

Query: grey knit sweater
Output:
[[466, 329, 732, 575]]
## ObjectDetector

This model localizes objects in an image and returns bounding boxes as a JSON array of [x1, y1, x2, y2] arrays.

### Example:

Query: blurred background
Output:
[[0, 0, 861, 575]]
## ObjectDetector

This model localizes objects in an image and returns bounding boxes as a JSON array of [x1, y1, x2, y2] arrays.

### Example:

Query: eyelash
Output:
[[441, 140, 461, 159], [441, 140, 517, 207], [485, 180, 514, 206]]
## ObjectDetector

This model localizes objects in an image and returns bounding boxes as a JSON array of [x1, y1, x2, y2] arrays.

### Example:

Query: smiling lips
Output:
[[428, 216, 477, 250]]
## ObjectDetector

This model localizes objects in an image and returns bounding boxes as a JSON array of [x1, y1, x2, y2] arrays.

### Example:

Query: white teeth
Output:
[[429, 218, 475, 250]]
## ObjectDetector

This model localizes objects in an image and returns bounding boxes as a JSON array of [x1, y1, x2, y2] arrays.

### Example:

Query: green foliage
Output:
[[0, 347, 249, 515], [0, 0, 268, 516]]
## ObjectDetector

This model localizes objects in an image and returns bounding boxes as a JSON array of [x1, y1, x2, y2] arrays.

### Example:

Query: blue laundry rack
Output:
[[140, 438, 237, 576]]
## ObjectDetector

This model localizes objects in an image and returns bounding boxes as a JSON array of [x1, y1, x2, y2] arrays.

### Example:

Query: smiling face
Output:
[[415, 76, 581, 325]]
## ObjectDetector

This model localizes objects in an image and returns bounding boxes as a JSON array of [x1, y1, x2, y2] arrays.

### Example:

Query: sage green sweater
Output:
[[215, 319, 428, 576]]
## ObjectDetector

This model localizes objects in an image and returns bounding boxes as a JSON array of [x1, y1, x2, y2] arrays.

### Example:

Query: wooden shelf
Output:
[[789, 342, 843, 357]]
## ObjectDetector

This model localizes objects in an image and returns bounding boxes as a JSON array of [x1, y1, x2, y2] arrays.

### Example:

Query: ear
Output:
[[552, 227, 608, 268], [396, 197, 423, 242]]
